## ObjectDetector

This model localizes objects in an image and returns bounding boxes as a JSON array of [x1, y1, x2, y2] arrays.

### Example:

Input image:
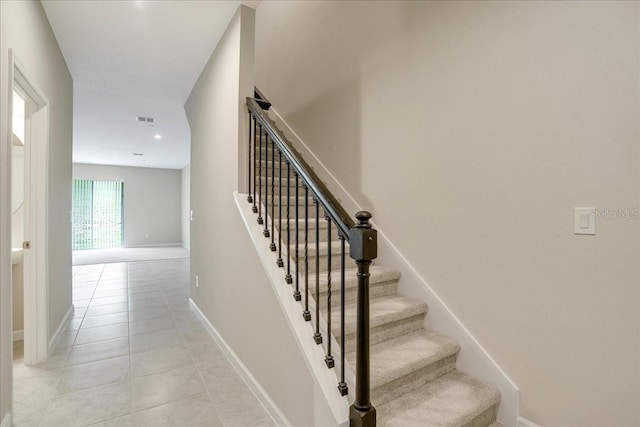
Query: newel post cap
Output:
[[349, 211, 377, 261], [355, 211, 373, 229]]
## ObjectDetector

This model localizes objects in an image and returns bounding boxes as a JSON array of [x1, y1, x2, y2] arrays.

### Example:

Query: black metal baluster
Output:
[[293, 173, 300, 300], [277, 150, 284, 266], [337, 235, 348, 396], [257, 125, 263, 224], [263, 136, 270, 237], [251, 117, 257, 213], [285, 162, 292, 284], [270, 139, 276, 250], [247, 112, 253, 204], [325, 218, 334, 368], [303, 185, 311, 321], [313, 199, 322, 344]]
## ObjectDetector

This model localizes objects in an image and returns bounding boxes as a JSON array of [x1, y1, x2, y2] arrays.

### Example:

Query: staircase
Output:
[[246, 93, 501, 426]]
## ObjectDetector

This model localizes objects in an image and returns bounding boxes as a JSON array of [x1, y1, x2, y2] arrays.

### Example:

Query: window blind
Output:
[[72, 180, 123, 250]]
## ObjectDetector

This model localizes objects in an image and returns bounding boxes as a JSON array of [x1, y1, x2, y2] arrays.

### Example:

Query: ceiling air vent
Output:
[[136, 116, 155, 123]]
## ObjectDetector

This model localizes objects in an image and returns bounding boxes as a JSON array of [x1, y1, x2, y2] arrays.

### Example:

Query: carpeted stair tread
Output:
[[377, 371, 500, 427], [317, 265, 400, 292], [261, 197, 316, 204], [293, 239, 344, 257], [259, 176, 306, 187], [348, 329, 460, 391], [339, 295, 428, 337]]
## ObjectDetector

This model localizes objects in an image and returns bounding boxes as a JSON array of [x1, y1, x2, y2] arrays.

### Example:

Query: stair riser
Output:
[[254, 144, 284, 151], [319, 280, 398, 309], [260, 202, 330, 220], [371, 354, 458, 406], [340, 314, 425, 353], [248, 196, 311, 206], [251, 165, 292, 176], [254, 160, 293, 172], [294, 253, 355, 274], [251, 171, 320, 187], [254, 171, 313, 185], [257, 179, 304, 189], [282, 230, 338, 244], [466, 405, 499, 427], [255, 149, 293, 159], [257, 229, 333, 245], [256, 191, 313, 204], [254, 166, 311, 183]]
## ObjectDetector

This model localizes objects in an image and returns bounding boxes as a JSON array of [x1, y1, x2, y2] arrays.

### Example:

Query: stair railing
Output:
[[246, 91, 377, 427]]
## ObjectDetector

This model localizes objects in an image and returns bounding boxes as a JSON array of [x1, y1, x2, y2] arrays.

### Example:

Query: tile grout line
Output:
[[71, 264, 107, 352], [15, 264, 105, 425], [176, 307, 229, 427], [127, 261, 134, 426]]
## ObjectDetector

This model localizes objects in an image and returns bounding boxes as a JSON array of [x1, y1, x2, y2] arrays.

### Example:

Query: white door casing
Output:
[[6, 51, 49, 366], [22, 105, 48, 365]]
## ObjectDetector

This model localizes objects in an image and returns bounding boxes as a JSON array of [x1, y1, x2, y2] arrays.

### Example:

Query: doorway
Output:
[[6, 52, 50, 366]]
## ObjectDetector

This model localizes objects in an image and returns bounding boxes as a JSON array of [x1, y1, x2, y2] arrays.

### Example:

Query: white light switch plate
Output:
[[574, 207, 595, 235]]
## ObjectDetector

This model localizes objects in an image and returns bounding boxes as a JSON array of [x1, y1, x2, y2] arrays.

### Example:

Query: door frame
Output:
[[2, 49, 50, 366]]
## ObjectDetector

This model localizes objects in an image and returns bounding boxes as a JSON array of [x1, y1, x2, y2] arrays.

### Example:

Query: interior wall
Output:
[[12, 263, 24, 335], [0, 0, 73, 422], [254, 1, 640, 426], [181, 165, 191, 249], [73, 163, 182, 248], [185, 5, 315, 425]]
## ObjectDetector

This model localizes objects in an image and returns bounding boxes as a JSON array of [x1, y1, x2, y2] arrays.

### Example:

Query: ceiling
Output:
[[42, 0, 258, 170]]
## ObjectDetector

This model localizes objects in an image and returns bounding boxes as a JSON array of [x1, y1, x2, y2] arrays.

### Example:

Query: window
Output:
[[72, 180, 124, 250]]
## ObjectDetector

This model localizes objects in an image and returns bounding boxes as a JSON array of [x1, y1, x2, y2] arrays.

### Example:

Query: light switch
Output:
[[574, 207, 595, 235], [579, 214, 590, 229]]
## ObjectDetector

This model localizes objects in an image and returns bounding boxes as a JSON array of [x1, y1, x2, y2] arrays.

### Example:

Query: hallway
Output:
[[12, 258, 274, 427]]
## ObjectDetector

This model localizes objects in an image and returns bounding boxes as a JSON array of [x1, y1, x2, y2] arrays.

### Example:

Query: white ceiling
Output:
[[42, 0, 258, 170]]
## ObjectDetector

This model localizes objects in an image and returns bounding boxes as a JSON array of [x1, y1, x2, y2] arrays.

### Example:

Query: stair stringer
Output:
[[267, 107, 520, 427], [234, 191, 351, 427]]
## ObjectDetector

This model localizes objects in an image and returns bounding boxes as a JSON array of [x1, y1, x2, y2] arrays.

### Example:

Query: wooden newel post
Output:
[[349, 211, 377, 427]]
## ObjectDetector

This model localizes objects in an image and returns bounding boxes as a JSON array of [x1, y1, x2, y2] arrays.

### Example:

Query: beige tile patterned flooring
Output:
[[12, 258, 275, 427]]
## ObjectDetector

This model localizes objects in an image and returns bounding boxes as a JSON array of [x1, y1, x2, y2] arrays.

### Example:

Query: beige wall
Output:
[[73, 163, 182, 247], [0, 0, 73, 422], [12, 263, 24, 334], [185, 6, 315, 425], [181, 165, 190, 249], [255, 1, 640, 425]]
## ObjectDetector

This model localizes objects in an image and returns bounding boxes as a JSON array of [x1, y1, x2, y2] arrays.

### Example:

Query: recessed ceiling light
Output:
[[154, 134, 162, 140]]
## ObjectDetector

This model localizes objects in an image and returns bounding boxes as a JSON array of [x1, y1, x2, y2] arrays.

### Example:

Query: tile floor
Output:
[[12, 258, 275, 427]]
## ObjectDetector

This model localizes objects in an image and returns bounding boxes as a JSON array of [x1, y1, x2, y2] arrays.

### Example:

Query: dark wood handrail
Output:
[[246, 97, 355, 239], [246, 93, 377, 427]]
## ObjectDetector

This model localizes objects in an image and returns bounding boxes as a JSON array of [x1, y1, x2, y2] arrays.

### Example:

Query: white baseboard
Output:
[[13, 329, 23, 341], [126, 243, 185, 248], [518, 416, 541, 427], [48, 304, 73, 353], [1, 413, 11, 427], [189, 299, 293, 427]]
